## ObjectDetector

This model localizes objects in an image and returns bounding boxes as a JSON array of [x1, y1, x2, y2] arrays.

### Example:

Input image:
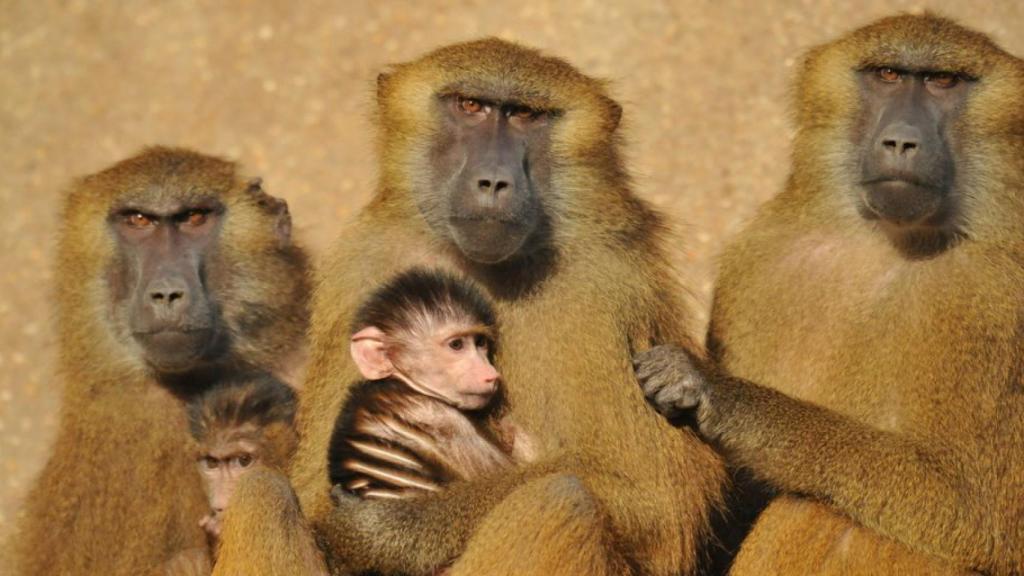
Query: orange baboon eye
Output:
[[876, 67, 902, 82], [185, 210, 208, 227], [926, 72, 959, 88], [124, 212, 154, 229], [474, 334, 488, 349], [458, 97, 485, 114], [449, 337, 465, 351], [236, 453, 254, 468], [202, 456, 218, 470], [506, 105, 536, 120]]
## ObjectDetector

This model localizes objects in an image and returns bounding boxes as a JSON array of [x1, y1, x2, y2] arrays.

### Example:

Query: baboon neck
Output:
[[155, 363, 244, 401]]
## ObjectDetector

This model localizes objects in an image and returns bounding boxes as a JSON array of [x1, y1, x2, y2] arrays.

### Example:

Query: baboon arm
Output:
[[323, 461, 559, 575], [707, 377, 996, 569], [213, 468, 330, 576]]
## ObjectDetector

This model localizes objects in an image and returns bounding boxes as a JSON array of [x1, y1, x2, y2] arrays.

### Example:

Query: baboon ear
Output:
[[376, 71, 392, 102], [246, 178, 292, 247], [350, 326, 394, 380], [606, 98, 623, 131]]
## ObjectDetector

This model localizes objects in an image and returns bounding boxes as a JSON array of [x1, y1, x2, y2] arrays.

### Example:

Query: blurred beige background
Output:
[[2, 0, 1021, 541]]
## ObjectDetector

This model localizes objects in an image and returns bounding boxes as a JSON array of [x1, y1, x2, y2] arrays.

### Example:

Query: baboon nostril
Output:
[[478, 179, 492, 190]]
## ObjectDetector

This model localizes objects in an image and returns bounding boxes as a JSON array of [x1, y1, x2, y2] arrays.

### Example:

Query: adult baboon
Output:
[[216, 39, 727, 576], [635, 14, 1023, 575], [9, 147, 310, 576]]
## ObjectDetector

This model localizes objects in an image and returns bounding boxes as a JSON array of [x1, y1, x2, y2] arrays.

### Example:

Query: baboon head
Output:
[[58, 147, 309, 382], [375, 38, 625, 264]]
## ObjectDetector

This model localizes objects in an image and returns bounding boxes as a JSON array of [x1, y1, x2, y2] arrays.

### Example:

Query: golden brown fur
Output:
[[705, 15, 1024, 575], [215, 39, 727, 575], [214, 468, 329, 576], [9, 147, 310, 575]]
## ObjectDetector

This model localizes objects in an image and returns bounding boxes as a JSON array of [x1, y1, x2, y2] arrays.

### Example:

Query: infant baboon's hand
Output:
[[199, 512, 222, 541], [633, 345, 710, 420]]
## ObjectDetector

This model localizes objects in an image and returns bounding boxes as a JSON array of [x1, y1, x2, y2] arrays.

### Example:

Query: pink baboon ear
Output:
[[350, 326, 394, 380]]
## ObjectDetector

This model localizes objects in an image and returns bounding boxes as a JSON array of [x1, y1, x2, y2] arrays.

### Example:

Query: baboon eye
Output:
[[124, 212, 155, 229], [236, 454, 254, 468], [506, 105, 536, 120], [926, 72, 959, 88], [185, 210, 208, 227], [474, 334, 488, 349], [202, 456, 218, 470], [876, 67, 902, 82], [449, 337, 465, 351], [458, 97, 486, 115]]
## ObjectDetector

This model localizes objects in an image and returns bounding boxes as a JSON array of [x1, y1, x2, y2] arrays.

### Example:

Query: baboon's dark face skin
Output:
[[426, 93, 554, 264]]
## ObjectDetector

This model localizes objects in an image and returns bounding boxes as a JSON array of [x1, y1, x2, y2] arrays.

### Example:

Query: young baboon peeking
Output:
[[636, 14, 1024, 575], [161, 373, 327, 576], [328, 268, 533, 500], [9, 147, 311, 576], [191, 373, 299, 551], [213, 39, 726, 576]]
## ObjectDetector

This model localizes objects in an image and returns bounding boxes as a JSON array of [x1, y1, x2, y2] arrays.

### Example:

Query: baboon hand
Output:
[[199, 512, 222, 552], [329, 483, 416, 538], [633, 345, 710, 422]]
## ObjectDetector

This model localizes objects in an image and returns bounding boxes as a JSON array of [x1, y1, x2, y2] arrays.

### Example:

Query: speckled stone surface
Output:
[[2, 0, 1021, 543]]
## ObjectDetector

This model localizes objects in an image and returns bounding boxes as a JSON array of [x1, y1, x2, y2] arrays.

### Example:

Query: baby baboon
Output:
[[636, 14, 1024, 575], [190, 373, 300, 550], [328, 268, 533, 500], [160, 373, 310, 576], [162, 373, 329, 576]]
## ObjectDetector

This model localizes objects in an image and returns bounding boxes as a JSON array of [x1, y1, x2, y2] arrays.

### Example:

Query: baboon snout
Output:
[[146, 275, 191, 318], [475, 173, 513, 196], [876, 122, 923, 167], [468, 161, 520, 211], [133, 263, 212, 335]]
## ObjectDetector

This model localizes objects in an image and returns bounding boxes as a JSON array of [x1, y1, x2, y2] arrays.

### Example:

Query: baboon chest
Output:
[[714, 231, 1013, 431]]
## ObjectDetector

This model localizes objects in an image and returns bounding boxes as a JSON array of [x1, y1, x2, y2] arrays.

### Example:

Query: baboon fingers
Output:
[[343, 459, 440, 492], [347, 438, 428, 472]]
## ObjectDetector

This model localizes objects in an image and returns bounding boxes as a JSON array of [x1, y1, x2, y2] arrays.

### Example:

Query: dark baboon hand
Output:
[[199, 511, 222, 542], [330, 485, 385, 529], [633, 346, 710, 422], [329, 485, 417, 545]]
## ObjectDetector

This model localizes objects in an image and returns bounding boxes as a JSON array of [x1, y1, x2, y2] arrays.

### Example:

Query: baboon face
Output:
[[855, 66, 970, 228], [108, 197, 228, 373], [197, 426, 268, 522], [427, 94, 553, 264], [75, 148, 306, 378], [791, 15, 1024, 256], [377, 39, 624, 266]]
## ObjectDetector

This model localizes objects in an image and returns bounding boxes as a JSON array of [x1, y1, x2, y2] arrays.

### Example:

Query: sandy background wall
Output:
[[2, 0, 1021, 541]]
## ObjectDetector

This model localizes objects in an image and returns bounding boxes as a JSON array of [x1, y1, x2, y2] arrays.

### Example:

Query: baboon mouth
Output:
[[132, 327, 213, 337], [447, 216, 534, 264], [861, 176, 937, 191], [450, 215, 525, 226], [133, 328, 218, 372], [859, 181, 943, 226]]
